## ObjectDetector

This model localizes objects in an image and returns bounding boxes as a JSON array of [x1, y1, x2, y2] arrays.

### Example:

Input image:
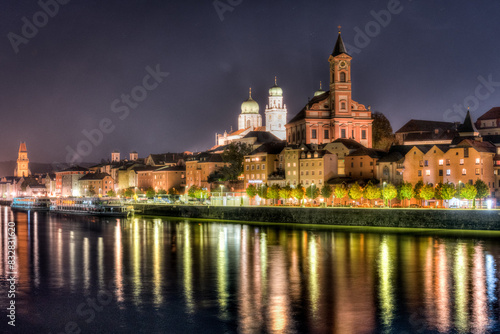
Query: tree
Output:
[[334, 184, 348, 206], [459, 183, 477, 208], [372, 112, 395, 150], [436, 182, 455, 207], [267, 184, 281, 205], [305, 184, 320, 203], [188, 185, 199, 199], [348, 182, 363, 203], [246, 184, 257, 205], [381, 183, 397, 207], [279, 184, 293, 204], [292, 184, 305, 205], [168, 187, 179, 195], [321, 184, 333, 204], [363, 182, 381, 205], [107, 189, 116, 197], [398, 182, 414, 207], [475, 179, 490, 208], [194, 188, 207, 200], [87, 185, 96, 197], [124, 188, 134, 198], [257, 183, 269, 199], [419, 184, 435, 204], [221, 142, 253, 181], [414, 181, 424, 205], [157, 189, 167, 195], [146, 187, 156, 199]]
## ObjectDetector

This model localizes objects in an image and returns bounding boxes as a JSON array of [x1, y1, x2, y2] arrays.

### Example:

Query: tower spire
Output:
[[331, 28, 349, 57], [249, 87, 252, 99], [319, 81, 322, 90]]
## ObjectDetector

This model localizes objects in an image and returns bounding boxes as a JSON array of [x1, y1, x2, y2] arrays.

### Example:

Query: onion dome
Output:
[[314, 81, 325, 97], [269, 76, 283, 97], [241, 88, 260, 114]]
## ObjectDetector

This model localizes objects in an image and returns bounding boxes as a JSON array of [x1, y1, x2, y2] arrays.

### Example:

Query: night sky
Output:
[[1, 0, 500, 164]]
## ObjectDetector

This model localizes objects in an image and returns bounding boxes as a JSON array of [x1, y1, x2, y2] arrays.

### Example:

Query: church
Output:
[[286, 30, 373, 148], [14, 142, 31, 177], [216, 78, 288, 146]]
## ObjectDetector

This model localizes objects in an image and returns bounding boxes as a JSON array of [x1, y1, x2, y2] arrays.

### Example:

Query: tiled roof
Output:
[[396, 120, 457, 134], [288, 92, 331, 123], [79, 173, 111, 181], [250, 141, 287, 155], [477, 107, 500, 121], [331, 138, 365, 150], [242, 131, 282, 143], [454, 139, 496, 153]]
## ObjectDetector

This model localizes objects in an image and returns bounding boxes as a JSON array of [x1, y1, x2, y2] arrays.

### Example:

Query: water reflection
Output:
[[0, 208, 500, 333]]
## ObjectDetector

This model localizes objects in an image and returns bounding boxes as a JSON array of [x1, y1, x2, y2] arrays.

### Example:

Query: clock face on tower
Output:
[[339, 61, 347, 69]]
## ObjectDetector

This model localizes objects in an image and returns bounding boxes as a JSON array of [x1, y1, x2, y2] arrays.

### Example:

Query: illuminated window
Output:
[[438, 159, 444, 166], [460, 159, 464, 165], [426, 170, 431, 176], [476, 158, 480, 165], [475, 168, 480, 175], [462, 169, 467, 175]]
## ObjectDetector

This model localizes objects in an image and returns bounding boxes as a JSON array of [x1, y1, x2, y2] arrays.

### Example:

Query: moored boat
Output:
[[11, 197, 51, 212], [50, 197, 131, 217]]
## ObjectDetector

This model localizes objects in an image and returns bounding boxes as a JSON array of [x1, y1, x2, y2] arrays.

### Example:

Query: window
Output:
[[446, 159, 450, 166], [324, 129, 329, 140], [460, 159, 464, 165], [464, 148, 469, 158], [246, 165, 249, 171], [287, 171, 290, 175], [360, 162, 363, 167], [419, 160, 423, 167], [312, 171, 315, 175], [438, 159, 444, 166], [476, 158, 480, 165], [370, 162, 373, 166], [462, 169, 467, 175], [362, 130, 367, 140], [351, 162, 354, 167], [256, 164, 260, 170], [341, 129, 346, 138], [340, 72, 346, 82], [287, 163, 290, 167], [319, 171, 322, 175], [439, 170, 443, 176], [301, 171, 304, 176], [293, 171, 296, 175], [293, 163, 296, 167], [475, 168, 480, 175], [262, 164, 265, 170], [306, 171, 309, 175], [418, 170, 422, 176], [251, 165, 255, 170], [424, 160, 428, 167], [312, 129, 317, 139], [426, 170, 431, 176]]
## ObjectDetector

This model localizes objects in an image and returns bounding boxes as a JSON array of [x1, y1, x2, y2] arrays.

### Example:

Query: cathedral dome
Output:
[[241, 88, 259, 114], [269, 76, 283, 96], [314, 81, 325, 97]]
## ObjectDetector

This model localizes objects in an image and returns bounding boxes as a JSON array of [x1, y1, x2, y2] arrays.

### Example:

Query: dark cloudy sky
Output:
[[1, 0, 500, 164]]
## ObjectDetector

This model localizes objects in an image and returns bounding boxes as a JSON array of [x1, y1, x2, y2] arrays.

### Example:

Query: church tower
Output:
[[14, 142, 30, 177], [238, 88, 262, 130], [265, 77, 287, 140], [328, 30, 353, 117]]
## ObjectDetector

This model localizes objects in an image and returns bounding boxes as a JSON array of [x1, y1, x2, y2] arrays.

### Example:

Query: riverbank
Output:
[[132, 204, 500, 231]]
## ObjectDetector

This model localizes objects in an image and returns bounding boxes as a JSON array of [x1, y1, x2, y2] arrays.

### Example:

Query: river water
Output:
[[0, 206, 499, 333]]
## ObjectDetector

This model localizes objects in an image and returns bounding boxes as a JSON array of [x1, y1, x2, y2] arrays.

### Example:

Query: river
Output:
[[0, 206, 499, 333]]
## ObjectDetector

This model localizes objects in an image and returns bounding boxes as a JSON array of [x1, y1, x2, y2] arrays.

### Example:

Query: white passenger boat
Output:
[[50, 197, 131, 217], [11, 197, 51, 212]]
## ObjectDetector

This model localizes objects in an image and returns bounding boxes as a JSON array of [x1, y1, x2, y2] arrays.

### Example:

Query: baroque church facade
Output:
[[286, 31, 373, 148], [216, 80, 287, 146]]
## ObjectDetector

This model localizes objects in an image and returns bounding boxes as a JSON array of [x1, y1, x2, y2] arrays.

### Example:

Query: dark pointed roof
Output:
[[331, 33, 349, 57], [458, 110, 478, 134]]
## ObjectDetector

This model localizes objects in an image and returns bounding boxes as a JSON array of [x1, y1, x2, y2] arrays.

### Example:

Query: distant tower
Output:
[[111, 151, 120, 162], [238, 88, 262, 130], [265, 77, 287, 140], [14, 142, 30, 177], [129, 151, 138, 161]]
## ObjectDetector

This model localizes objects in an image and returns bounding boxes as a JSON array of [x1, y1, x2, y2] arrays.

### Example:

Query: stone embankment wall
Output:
[[133, 204, 500, 231]]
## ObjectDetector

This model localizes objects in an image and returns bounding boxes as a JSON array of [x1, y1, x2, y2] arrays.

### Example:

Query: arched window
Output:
[[340, 72, 346, 82], [341, 101, 346, 110], [246, 119, 251, 128]]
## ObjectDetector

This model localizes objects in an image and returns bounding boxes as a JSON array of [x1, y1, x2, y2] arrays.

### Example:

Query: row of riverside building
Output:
[[2, 32, 500, 201]]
